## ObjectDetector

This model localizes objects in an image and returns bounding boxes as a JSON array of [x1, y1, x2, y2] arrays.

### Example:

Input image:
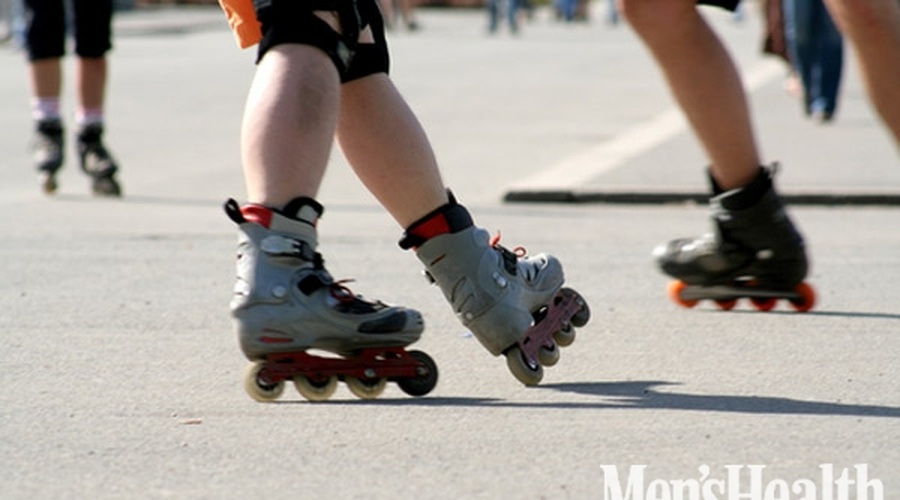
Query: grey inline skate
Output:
[[77, 124, 122, 197], [32, 119, 64, 194], [403, 195, 590, 386], [225, 198, 437, 402], [655, 166, 816, 312]]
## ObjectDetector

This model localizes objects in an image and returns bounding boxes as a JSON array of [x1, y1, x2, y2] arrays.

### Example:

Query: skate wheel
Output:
[[788, 283, 816, 312], [39, 172, 57, 194], [538, 344, 560, 367], [553, 324, 576, 347], [715, 299, 737, 311], [396, 350, 439, 397], [667, 281, 699, 308], [505, 346, 544, 386], [294, 375, 338, 402], [562, 288, 591, 327], [243, 362, 285, 402], [346, 376, 387, 400], [750, 297, 778, 312], [92, 175, 122, 197]]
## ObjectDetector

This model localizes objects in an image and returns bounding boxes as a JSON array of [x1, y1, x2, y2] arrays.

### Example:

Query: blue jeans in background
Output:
[[488, 0, 519, 33], [782, 0, 844, 120]]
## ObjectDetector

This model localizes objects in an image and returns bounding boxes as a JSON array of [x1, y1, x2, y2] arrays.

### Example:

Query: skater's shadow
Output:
[[534, 381, 900, 418], [708, 309, 900, 320], [318, 380, 900, 418]]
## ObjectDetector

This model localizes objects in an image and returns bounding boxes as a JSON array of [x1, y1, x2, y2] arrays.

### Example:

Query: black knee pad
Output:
[[254, 0, 389, 82]]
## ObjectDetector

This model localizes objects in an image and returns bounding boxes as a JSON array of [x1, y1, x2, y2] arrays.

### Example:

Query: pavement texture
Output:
[[1, 4, 898, 499]]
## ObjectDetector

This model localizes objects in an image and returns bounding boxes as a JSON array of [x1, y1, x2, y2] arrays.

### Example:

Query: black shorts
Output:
[[697, 0, 741, 11], [24, 0, 113, 61], [253, 0, 390, 83]]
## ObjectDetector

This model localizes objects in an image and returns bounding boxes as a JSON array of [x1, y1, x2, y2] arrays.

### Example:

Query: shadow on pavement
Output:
[[270, 380, 900, 418]]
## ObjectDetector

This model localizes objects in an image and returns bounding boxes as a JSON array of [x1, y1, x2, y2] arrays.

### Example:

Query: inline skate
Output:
[[403, 194, 591, 386], [225, 198, 438, 402], [32, 119, 64, 194], [77, 124, 122, 197], [656, 167, 816, 312]]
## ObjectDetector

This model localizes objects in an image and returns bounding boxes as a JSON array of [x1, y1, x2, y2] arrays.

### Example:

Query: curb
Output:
[[503, 187, 900, 206]]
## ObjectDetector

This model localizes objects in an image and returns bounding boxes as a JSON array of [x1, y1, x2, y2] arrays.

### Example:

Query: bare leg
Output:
[[240, 44, 341, 207], [337, 73, 448, 228], [29, 58, 62, 100], [823, 0, 900, 145], [75, 57, 107, 113], [620, 0, 761, 189]]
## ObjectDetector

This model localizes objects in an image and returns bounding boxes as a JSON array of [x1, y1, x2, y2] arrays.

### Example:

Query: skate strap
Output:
[[260, 235, 318, 262], [399, 196, 473, 250], [225, 198, 249, 224]]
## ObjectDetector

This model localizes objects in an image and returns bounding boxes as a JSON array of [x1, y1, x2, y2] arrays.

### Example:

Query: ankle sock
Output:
[[32, 97, 61, 123], [76, 108, 104, 128]]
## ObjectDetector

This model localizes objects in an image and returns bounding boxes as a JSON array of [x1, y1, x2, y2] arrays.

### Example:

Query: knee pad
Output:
[[254, 0, 389, 82]]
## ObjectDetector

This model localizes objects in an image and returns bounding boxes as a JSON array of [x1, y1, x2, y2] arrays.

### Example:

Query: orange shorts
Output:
[[218, 0, 262, 48]]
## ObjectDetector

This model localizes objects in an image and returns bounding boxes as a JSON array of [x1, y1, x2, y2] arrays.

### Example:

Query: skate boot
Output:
[[76, 124, 122, 197], [224, 198, 437, 402], [402, 194, 590, 386], [31, 119, 64, 194], [655, 166, 816, 312]]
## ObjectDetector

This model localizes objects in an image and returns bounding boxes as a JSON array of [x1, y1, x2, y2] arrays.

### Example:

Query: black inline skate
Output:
[[655, 166, 816, 312]]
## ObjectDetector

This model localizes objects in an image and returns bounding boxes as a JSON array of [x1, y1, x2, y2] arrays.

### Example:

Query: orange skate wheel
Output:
[[750, 297, 778, 312], [715, 299, 737, 311], [788, 282, 816, 312], [667, 280, 699, 308]]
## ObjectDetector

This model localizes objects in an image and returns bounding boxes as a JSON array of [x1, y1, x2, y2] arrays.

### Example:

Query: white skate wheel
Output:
[[346, 377, 387, 400], [294, 375, 338, 402], [505, 347, 544, 386], [244, 362, 285, 402]]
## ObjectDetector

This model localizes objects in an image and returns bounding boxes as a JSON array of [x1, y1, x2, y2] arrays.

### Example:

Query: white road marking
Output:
[[506, 59, 784, 191]]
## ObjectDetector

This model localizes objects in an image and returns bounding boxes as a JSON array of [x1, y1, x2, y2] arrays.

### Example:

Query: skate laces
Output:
[[489, 231, 527, 257], [490, 231, 528, 276], [329, 279, 359, 304]]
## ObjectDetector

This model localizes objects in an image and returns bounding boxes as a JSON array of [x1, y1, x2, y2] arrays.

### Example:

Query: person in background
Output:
[[23, 0, 122, 196], [489, 0, 520, 34], [783, 0, 844, 123]]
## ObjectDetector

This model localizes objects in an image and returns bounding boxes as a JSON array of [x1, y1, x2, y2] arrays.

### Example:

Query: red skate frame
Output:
[[516, 290, 586, 367]]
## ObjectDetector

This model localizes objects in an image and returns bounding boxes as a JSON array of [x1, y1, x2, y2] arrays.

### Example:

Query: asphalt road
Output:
[[1, 4, 898, 499]]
